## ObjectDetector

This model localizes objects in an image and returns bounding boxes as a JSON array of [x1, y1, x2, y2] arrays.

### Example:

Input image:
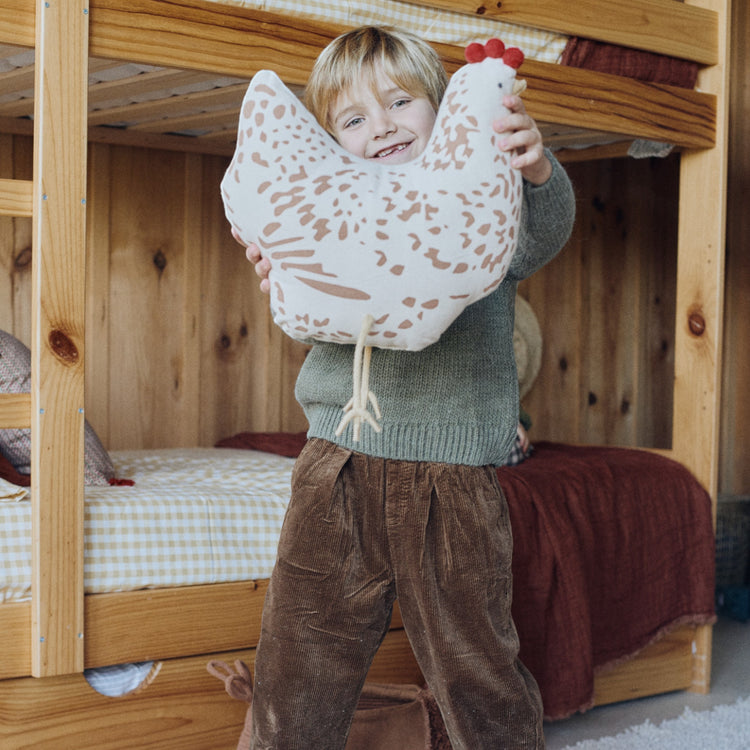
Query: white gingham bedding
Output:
[[220, 0, 568, 61], [0, 448, 296, 603]]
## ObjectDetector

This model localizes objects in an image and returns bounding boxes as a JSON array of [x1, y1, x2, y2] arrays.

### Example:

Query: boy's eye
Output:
[[345, 116, 364, 129], [392, 98, 410, 109]]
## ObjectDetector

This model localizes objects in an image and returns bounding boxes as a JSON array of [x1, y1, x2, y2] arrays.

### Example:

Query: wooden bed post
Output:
[[30, 0, 89, 677], [672, 0, 730, 694]]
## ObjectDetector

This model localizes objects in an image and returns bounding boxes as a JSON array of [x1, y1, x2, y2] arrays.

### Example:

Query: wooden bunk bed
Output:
[[0, 0, 729, 747]]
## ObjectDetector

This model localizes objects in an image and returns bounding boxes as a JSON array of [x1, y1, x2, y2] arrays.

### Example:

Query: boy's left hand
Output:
[[494, 95, 552, 186]]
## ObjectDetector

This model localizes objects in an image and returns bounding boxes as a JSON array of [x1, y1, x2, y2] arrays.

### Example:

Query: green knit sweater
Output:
[[296, 152, 575, 466]]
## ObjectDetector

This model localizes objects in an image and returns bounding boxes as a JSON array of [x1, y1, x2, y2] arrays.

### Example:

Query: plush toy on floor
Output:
[[207, 660, 452, 750], [222, 39, 525, 439]]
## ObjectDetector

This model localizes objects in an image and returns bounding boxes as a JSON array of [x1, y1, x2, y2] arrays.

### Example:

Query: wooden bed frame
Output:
[[0, 0, 729, 746]]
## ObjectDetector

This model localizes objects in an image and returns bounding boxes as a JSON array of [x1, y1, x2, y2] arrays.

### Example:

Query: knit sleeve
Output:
[[508, 150, 576, 282]]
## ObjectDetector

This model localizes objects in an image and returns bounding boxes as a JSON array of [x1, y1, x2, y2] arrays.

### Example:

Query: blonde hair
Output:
[[305, 26, 448, 135]]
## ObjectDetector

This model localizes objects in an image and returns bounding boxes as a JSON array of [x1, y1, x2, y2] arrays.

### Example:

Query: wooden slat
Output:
[[671, 0, 729, 498], [0, 582, 410, 677], [87, 81, 246, 127], [0, 177, 33, 217], [0, 60, 126, 118], [0, 0, 35, 48], [87, 0, 341, 84], [84, 582, 268, 667], [86, 123, 235, 155], [128, 106, 240, 134], [0, 603, 31, 680], [30, 0, 89, 677], [592, 625, 696, 705], [669, 0, 729, 696], [0, 630, 421, 750], [408, 0, 717, 64], [0, 651, 254, 749], [0, 392, 31, 428], [0, 590, 700, 714], [719, 0, 750, 495], [0, 61, 35, 96], [88, 66, 230, 106], [512, 58, 715, 150]]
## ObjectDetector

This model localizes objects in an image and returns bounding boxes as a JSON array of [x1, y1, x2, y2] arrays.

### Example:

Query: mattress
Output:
[[0, 447, 296, 603]]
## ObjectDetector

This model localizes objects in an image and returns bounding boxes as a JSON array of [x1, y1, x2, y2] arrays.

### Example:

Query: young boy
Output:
[[242, 25, 575, 749]]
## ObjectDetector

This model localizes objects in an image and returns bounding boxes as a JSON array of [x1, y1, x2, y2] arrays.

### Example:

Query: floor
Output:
[[543, 616, 750, 749]]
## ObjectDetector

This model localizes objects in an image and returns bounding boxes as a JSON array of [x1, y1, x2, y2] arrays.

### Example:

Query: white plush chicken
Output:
[[222, 39, 525, 438]]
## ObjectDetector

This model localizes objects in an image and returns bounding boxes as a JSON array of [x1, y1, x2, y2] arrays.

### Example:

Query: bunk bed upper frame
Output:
[[0, 0, 729, 730]]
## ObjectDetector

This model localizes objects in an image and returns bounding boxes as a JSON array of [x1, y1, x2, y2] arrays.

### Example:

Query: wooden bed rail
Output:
[[0, 0, 719, 66], [409, 0, 718, 64], [27, 0, 89, 678]]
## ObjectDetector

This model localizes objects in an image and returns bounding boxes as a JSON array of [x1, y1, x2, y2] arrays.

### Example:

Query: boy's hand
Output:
[[494, 95, 552, 186], [232, 228, 271, 294]]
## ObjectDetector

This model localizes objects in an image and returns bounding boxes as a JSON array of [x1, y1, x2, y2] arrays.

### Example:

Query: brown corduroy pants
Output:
[[250, 438, 544, 750]]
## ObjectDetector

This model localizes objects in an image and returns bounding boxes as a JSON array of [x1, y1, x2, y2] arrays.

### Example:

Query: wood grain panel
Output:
[[30, 0, 89, 677], [0, 133, 33, 349], [719, 0, 750, 495], [0, 392, 31, 428], [0, 177, 32, 217], [592, 625, 696, 705], [521, 157, 678, 448], [0, 629, 421, 750], [409, 0, 717, 63]]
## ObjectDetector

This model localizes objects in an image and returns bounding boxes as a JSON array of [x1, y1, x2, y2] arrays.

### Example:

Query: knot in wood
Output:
[[14, 246, 32, 269], [48, 329, 79, 363], [153, 249, 168, 272], [688, 312, 706, 337]]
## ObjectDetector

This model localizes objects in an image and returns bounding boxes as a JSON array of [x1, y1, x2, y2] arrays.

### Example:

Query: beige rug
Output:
[[562, 696, 750, 750]]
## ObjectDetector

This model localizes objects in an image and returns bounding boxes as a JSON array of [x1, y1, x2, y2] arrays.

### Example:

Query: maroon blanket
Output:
[[0, 451, 30, 487], [217, 434, 715, 719], [560, 38, 699, 89]]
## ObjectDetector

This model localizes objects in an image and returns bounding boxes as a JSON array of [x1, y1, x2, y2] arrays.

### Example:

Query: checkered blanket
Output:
[[0, 448, 296, 603]]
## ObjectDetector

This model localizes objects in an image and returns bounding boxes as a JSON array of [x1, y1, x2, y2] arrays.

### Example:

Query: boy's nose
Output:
[[372, 111, 396, 138]]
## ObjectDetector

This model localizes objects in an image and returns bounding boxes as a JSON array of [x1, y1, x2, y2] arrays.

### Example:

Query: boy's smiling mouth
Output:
[[372, 142, 410, 159]]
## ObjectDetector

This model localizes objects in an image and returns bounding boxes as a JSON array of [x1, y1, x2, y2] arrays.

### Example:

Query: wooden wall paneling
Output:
[[177, 153, 203, 447], [0, 134, 33, 340], [520, 158, 678, 449], [85, 143, 113, 446], [579, 158, 641, 447], [107, 147, 192, 449], [199, 154, 310, 440], [635, 158, 678, 450], [719, 0, 750, 495], [0, 135, 15, 331], [519, 176, 585, 443], [194, 154, 265, 444]]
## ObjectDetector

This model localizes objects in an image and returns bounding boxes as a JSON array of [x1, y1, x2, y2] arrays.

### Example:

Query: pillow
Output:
[[0, 475, 29, 501], [222, 39, 525, 353], [0, 448, 30, 487], [513, 295, 542, 399], [0, 330, 115, 486]]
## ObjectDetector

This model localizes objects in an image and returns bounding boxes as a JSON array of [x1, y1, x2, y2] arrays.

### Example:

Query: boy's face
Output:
[[329, 63, 437, 165]]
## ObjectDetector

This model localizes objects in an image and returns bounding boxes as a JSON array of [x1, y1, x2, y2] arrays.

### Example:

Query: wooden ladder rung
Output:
[[0, 177, 33, 217], [0, 393, 32, 429]]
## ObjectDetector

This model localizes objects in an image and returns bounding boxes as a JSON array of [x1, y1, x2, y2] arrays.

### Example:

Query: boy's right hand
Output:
[[232, 229, 271, 294]]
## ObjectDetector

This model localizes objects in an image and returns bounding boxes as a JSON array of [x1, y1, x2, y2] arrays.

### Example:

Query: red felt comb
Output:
[[464, 39, 524, 69]]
